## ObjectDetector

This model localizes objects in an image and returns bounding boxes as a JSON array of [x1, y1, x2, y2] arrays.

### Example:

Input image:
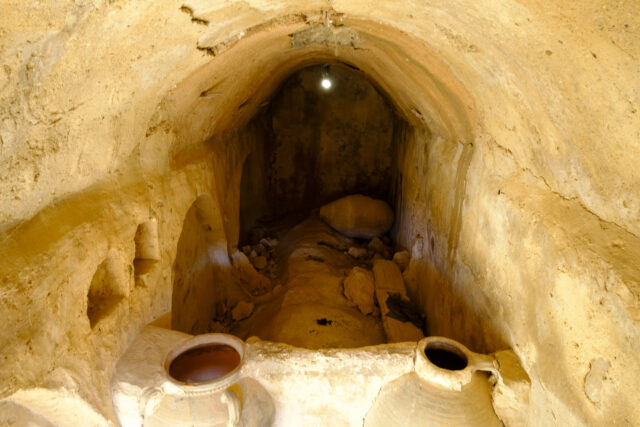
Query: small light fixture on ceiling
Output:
[[320, 65, 332, 90]]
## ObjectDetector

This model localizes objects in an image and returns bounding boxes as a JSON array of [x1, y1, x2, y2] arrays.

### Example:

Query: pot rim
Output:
[[162, 333, 245, 392], [415, 336, 493, 390]]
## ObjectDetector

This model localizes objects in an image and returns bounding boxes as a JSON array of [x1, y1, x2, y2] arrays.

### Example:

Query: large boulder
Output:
[[319, 195, 394, 239]]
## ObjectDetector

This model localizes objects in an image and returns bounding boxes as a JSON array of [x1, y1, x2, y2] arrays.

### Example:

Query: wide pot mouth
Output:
[[163, 333, 245, 390], [423, 339, 469, 371], [415, 336, 477, 390]]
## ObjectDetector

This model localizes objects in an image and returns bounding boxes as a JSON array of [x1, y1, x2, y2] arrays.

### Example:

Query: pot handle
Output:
[[222, 386, 242, 427], [139, 386, 164, 422], [469, 352, 501, 380]]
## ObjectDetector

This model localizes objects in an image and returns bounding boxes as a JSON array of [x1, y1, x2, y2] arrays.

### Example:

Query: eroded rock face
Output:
[[172, 195, 245, 335], [0, 0, 639, 425], [320, 195, 394, 239], [491, 350, 531, 426]]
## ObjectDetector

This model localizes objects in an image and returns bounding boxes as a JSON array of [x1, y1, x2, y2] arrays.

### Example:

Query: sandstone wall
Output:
[[239, 63, 397, 240], [267, 64, 395, 216], [0, 0, 638, 424]]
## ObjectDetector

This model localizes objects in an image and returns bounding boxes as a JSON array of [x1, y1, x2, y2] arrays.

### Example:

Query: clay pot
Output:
[[138, 333, 273, 427], [364, 336, 502, 427]]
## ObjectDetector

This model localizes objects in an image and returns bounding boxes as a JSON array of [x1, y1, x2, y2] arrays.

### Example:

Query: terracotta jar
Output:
[[138, 333, 273, 427], [364, 336, 502, 427]]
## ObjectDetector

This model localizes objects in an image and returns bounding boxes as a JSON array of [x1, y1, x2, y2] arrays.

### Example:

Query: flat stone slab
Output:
[[372, 260, 424, 342]]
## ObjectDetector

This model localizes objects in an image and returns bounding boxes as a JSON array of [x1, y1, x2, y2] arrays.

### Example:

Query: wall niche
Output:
[[133, 217, 161, 287], [87, 251, 130, 328]]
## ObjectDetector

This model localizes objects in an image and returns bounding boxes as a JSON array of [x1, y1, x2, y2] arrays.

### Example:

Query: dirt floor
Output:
[[227, 214, 400, 348]]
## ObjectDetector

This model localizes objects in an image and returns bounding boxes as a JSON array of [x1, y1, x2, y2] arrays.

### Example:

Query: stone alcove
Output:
[[167, 45, 508, 351], [1, 2, 638, 425], [172, 62, 410, 345], [238, 63, 397, 236]]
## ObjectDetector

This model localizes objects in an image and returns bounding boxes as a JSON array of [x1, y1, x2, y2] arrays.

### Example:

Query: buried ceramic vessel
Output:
[[364, 336, 502, 427], [138, 333, 273, 427]]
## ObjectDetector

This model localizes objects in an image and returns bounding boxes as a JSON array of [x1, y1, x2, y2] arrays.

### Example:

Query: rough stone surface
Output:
[[491, 350, 531, 426], [231, 250, 272, 296], [0, 0, 639, 424], [172, 195, 246, 334], [232, 300, 255, 321], [320, 195, 394, 239], [392, 250, 410, 271], [343, 267, 376, 315], [0, 388, 111, 426], [347, 246, 368, 259], [373, 260, 424, 342], [368, 237, 392, 259], [235, 218, 385, 349]]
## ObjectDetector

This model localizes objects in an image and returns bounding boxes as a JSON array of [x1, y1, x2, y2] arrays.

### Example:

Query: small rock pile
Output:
[[211, 194, 423, 342], [343, 235, 409, 271], [241, 236, 279, 280], [342, 240, 414, 315], [229, 235, 280, 298], [205, 236, 280, 333], [207, 299, 257, 333]]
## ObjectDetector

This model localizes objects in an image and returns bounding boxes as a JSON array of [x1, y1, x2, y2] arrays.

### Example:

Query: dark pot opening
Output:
[[168, 343, 241, 383], [424, 341, 468, 371]]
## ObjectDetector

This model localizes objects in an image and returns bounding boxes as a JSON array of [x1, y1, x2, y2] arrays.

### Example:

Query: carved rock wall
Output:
[[0, 0, 638, 424]]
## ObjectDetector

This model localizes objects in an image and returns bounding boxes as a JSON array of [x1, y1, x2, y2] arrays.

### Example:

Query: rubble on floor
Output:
[[210, 204, 423, 348]]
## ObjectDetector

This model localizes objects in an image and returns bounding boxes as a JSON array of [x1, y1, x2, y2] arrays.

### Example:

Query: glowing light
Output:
[[321, 78, 332, 90]]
